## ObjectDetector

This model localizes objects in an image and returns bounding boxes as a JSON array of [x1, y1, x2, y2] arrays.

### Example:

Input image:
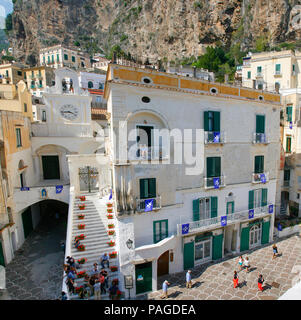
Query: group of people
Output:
[[63, 254, 121, 300], [161, 244, 281, 298]]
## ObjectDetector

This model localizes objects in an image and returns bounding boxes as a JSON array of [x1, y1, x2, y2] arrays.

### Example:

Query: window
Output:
[[256, 115, 265, 134], [88, 81, 93, 88], [16, 128, 22, 147], [249, 188, 267, 209], [297, 193, 300, 200], [5, 70, 8, 77], [52, 55, 54, 63], [95, 96, 102, 103], [39, 80, 43, 87], [98, 83, 104, 90], [57, 54, 60, 62], [275, 82, 280, 92], [257, 83, 263, 90], [204, 111, 220, 132], [286, 136, 292, 153], [142, 96, 151, 103], [247, 71, 251, 79], [275, 64, 281, 74], [153, 220, 168, 244], [257, 66, 262, 74], [286, 105, 293, 122], [293, 64, 295, 72], [254, 155, 264, 174], [24, 103, 27, 113], [284, 169, 290, 181], [17, 71, 22, 76], [42, 110, 46, 122], [48, 56, 50, 63], [64, 54, 68, 60], [140, 178, 156, 199], [72, 56, 75, 62], [206, 157, 221, 178], [195, 236, 211, 262], [43, 56, 45, 64]]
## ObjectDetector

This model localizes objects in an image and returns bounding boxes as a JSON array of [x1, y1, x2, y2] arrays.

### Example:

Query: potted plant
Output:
[[109, 251, 117, 259], [78, 204, 85, 210], [79, 196, 86, 201], [78, 224, 85, 230], [77, 234, 85, 240], [107, 203, 113, 208], [107, 214, 114, 219], [78, 214, 85, 219], [77, 257, 87, 264], [77, 244, 85, 251], [110, 266, 118, 272], [107, 240, 115, 247], [75, 285, 84, 294], [108, 223, 114, 229], [107, 207, 113, 213], [77, 270, 87, 278], [108, 230, 115, 236]]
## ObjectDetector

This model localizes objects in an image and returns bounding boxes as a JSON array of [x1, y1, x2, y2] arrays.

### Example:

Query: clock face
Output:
[[60, 104, 79, 121]]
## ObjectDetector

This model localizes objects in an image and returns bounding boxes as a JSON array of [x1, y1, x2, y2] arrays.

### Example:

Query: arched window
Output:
[[88, 81, 94, 88], [98, 83, 104, 90]]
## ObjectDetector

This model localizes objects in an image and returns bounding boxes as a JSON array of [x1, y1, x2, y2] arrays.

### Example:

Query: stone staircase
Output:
[[68, 192, 119, 300]]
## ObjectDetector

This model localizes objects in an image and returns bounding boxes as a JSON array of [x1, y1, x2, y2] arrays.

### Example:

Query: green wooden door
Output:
[[254, 156, 264, 174], [42, 155, 60, 180], [210, 196, 218, 218], [193, 199, 200, 221], [135, 262, 152, 295], [240, 226, 250, 252], [212, 234, 223, 260], [22, 207, 33, 239], [0, 241, 5, 266], [261, 221, 270, 244], [183, 241, 195, 270], [226, 201, 234, 215], [256, 115, 265, 134]]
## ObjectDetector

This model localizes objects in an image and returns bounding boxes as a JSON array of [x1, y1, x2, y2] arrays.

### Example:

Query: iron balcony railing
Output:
[[256, 72, 263, 78], [252, 172, 269, 184], [204, 131, 225, 144], [136, 196, 161, 212], [274, 71, 282, 76], [204, 175, 226, 189], [129, 146, 168, 161], [177, 204, 273, 236], [253, 133, 269, 144], [283, 180, 290, 187]]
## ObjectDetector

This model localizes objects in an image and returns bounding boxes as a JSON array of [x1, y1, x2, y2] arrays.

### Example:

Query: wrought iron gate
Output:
[[79, 166, 99, 193]]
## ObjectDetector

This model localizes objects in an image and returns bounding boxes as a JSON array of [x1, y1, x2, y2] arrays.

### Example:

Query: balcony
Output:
[[252, 172, 269, 184], [29, 75, 36, 79], [204, 131, 225, 144], [253, 133, 269, 144], [274, 71, 282, 77], [204, 175, 226, 189], [256, 72, 263, 78], [177, 204, 273, 236], [128, 145, 168, 161], [283, 180, 290, 188], [136, 196, 161, 213]]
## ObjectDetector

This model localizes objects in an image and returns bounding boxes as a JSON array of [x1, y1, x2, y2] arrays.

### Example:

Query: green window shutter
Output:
[[261, 188, 268, 207], [48, 56, 50, 63], [210, 196, 218, 218], [261, 220, 270, 244], [254, 156, 264, 174], [213, 111, 220, 132], [193, 199, 200, 221], [57, 54, 60, 62], [153, 220, 168, 244], [286, 106, 292, 122], [286, 137, 291, 152], [72, 56, 75, 62], [247, 71, 251, 79], [148, 178, 156, 198], [43, 56, 45, 63], [248, 190, 254, 210], [240, 227, 250, 251], [212, 234, 223, 260], [184, 241, 195, 270], [52, 55, 54, 62], [64, 54, 68, 60], [207, 157, 221, 178], [204, 111, 209, 132], [140, 179, 148, 199], [284, 169, 290, 181], [0, 241, 5, 266], [257, 66, 262, 73], [256, 115, 265, 134], [276, 64, 281, 72]]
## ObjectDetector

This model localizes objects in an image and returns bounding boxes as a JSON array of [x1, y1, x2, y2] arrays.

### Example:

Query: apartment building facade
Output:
[[104, 64, 281, 297]]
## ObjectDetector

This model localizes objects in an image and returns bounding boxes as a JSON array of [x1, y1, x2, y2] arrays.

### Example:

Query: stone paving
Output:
[[146, 235, 301, 300], [1, 214, 66, 300]]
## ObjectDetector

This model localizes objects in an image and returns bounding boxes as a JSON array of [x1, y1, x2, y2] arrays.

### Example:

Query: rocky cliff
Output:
[[7, 0, 301, 65]]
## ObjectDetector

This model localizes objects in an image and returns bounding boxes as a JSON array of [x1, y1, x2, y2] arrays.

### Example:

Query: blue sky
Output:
[[1, 0, 13, 16]]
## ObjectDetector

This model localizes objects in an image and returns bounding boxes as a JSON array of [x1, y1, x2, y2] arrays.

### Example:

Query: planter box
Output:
[[107, 208, 113, 213], [107, 203, 113, 208], [78, 224, 85, 229], [107, 214, 114, 219], [274, 224, 301, 238], [78, 215, 85, 219], [79, 196, 86, 201], [78, 206, 85, 210]]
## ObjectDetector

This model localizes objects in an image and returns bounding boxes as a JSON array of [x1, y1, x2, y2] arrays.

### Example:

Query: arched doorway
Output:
[[249, 224, 261, 249], [157, 250, 169, 277]]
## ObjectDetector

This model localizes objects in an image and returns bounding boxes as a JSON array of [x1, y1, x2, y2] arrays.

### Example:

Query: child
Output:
[[238, 256, 244, 271], [258, 273, 264, 291], [233, 271, 239, 288], [272, 244, 278, 260], [244, 257, 250, 272]]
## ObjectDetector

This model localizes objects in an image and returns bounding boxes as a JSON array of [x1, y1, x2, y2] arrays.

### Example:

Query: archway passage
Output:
[[157, 250, 169, 277]]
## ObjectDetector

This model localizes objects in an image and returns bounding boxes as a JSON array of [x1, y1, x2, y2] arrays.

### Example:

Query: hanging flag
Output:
[[109, 189, 112, 200], [248, 209, 254, 219], [213, 132, 220, 143], [268, 204, 273, 214], [289, 121, 293, 129], [221, 216, 227, 226], [182, 223, 190, 235], [144, 199, 154, 212], [213, 177, 220, 189], [20, 187, 30, 191], [260, 173, 266, 183], [277, 223, 282, 231], [56, 185, 63, 194]]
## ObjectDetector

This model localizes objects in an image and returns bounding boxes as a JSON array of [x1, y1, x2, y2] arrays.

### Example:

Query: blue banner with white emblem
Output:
[[144, 199, 154, 212], [249, 209, 254, 219], [213, 177, 220, 189], [277, 223, 282, 231], [182, 224, 189, 235], [289, 121, 293, 129], [213, 132, 220, 143], [56, 185, 63, 194], [221, 216, 227, 226], [268, 204, 273, 214], [20, 187, 30, 191], [260, 173, 266, 183]]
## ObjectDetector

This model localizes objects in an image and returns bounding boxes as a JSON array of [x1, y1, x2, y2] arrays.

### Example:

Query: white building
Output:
[[102, 64, 281, 297], [166, 64, 215, 82]]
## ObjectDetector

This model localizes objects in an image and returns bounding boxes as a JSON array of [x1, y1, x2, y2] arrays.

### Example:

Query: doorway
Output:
[[135, 262, 152, 295], [42, 155, 60, 180], [249, 224, 262, 248], [157, 251, 169, 277]]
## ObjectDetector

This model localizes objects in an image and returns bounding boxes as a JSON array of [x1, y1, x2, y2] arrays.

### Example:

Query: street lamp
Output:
[[126, 238, 133, 250]]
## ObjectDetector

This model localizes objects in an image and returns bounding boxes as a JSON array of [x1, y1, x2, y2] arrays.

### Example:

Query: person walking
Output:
[[258, 273, 264, 291], [109, 280, 119, 300], [88, 275, 96, 297], [100, 273, 107, 295], [244, 257, 250, 273], [100, 268, 109, 288], [272, 244, 279, 260], [238, 256, 244, 271], [233, 271, 239, 288], [186, 270, 192, 288], [94, 280, 101, 300], [160, 280, 170, 299]]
